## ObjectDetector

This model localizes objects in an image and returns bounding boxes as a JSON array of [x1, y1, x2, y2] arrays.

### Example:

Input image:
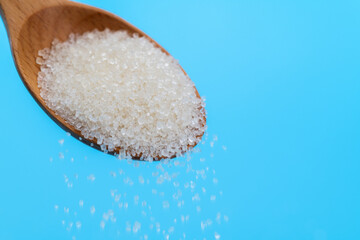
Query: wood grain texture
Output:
[[0, 0, 205, 160]]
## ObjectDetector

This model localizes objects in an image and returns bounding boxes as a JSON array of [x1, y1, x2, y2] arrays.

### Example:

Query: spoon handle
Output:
[[0, 0, 65, 44]]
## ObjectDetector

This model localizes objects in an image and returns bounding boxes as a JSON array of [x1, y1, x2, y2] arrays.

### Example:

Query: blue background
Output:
[[1, 0, 360, 239]]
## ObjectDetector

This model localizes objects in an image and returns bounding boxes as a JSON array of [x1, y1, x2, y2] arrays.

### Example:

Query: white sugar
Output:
[[100, 220, 105, 229], [133, 221, 141, 233], [75, 221, 82, 229], [162, 201, 170, 209], [37, 29, 206, 160], [87, 174, 95, 182], [90, 206, 95, 214], [64, 207, 69, 214]]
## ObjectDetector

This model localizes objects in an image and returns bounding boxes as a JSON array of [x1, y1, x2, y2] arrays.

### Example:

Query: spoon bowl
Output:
[[0, 0, 205, 159]]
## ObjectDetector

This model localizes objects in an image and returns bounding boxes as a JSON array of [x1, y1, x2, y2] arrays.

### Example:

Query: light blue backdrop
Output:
[[1, 0, 360, 239]]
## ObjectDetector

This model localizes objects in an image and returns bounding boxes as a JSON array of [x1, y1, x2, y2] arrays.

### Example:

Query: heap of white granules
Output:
[[37, 29, 206, 160]]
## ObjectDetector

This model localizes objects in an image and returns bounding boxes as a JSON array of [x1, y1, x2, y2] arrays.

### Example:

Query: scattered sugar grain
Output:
[[155, 222, 161, 232], [162, 201, 170, 209], [90, 206, 96, 214], [37, 29, 206, 159], [58, 139, 64, 145], [64, 207, 69, 214], [87, 174, 95, 182], [133, 221, 141, 233], [110, 189, 117, 197], [213, 178, 218, 184], [76, 221, 82, 229], [66, 222, 73, 231], [115, 194, 121, 202], [138, 175, 145, 184], [134, 195, 139, 204], [216, 212, 221, 223], [126, 222, 132, 232], [100, 220, 105, 229], [201, 221, 206, 230]]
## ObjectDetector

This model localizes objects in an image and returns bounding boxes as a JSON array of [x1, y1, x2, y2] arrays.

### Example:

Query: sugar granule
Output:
[[90, 206, 95, 214], [37, 29, 206, 160]]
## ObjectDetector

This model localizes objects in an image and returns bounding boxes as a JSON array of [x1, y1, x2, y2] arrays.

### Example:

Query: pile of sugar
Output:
[[37, 29, 206, 159]]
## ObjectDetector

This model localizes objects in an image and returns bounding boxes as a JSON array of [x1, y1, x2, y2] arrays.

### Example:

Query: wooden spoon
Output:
[[0, 0, 205, 159]]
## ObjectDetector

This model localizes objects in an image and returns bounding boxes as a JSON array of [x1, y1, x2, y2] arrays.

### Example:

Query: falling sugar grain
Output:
[[90, 206, 96, 215], [51, 127, 229, 237]]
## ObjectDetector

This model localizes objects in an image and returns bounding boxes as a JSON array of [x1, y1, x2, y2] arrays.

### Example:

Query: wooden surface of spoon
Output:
[[0, 0, 205, 159]]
